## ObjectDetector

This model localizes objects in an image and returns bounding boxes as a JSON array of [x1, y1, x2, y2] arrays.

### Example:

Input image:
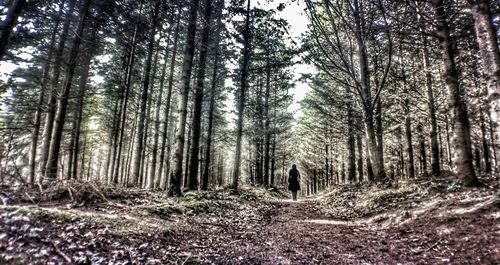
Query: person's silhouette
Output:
[[288, 164, 301, 201]]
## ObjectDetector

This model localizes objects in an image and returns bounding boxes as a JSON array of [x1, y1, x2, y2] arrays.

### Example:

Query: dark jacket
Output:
[[288, 169, 301, 191]]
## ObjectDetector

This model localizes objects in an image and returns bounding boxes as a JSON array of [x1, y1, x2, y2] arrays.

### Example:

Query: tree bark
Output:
[[231, 0, 251, 190], [130, 1, 160, 186], [187, 0, 213, 191], [480, 111, 492, 173], [168, 0, 201, 196], [347, 90, 356, 182], [112, 2, 143, 185], [46, 0, 92, 179], [202, 0, 224, 191], [40, 0, 77, 178], [158, 6, 181, 190], [417, 0, 440, 177], [418, 124, 427, 174], [432, 0, 479, 186], [356, 134, 363, 181], [352, 0, 386, 182], [68, 27, 97, 180], [28, 0, 64, 185], [468, 0, 500, 172]]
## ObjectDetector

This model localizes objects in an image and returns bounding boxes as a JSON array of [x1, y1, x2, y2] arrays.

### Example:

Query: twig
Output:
[[36, 180, 44, 194], [10, 157, 27, 185], [67, 187, 75, 202], [412, 239, 443, 254], [229, 239, 242, 245], [24, 192, 36, 205], [90, 183, 110, 203], [51, 242, 72, 263], [426, 238, 443, 252]]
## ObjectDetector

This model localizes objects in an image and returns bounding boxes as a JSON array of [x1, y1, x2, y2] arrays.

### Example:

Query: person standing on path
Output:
[[288, 164, 301, 201]]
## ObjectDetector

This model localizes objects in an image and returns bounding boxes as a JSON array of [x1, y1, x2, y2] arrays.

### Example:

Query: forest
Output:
[[0, 0, 499, 263]]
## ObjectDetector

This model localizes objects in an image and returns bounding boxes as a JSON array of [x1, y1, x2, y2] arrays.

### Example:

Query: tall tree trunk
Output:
[[488, 111, 498, 171], [366, 143, 374, 181], [468, 0, 500, 172], [432, 0, 479, 186], [68, 27, 97, 180], [352, 0, 386, 182], [263, 58, 272, 186], [187, 0, 213, 191], [45, 0, 92, 179], [28, 0, 64, 185], [158, 7, 181, 190], [202, 0, 224, 191], [417, 0, 441, 177], [40, 0, 77, 178], [151, 36, 173, 189], [168, 0, 201, 196], [356, 134, 363, 181], [231, 0, 251, 190], [112, 1, 143, 185], [480, 111, 492, 173], [375, 99, 384, 166], [183, 112, 193, 188], [418, 124, 427, 174], [401, 55, 415, 178], [0, 0, 26, 60], [130, 1, 160, 186], [347, 90, 356, 182], [405, 108, 415, 178], [271, 134, 276, 185], [146, 32, 166, 189], [444, 112, 452, 169]]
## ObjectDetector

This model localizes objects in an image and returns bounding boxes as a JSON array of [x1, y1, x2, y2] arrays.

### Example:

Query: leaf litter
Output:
[[0, 176, 498, 264]]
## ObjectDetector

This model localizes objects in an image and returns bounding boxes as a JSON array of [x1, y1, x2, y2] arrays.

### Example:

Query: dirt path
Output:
[[1, 184, 499, 264], [177, 198, 499, 264]]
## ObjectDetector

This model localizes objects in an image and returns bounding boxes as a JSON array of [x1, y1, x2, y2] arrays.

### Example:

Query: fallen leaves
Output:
[[0, 178, 499, 264]]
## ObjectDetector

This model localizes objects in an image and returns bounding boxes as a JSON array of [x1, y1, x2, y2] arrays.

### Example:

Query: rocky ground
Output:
[[0, 176, 499, 264]]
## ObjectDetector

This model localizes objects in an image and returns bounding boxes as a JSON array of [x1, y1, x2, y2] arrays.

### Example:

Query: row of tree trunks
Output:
[[157, 6, 182, 191], [187, 0, 213, 191], [67, 26, 98, 180], [39, 0, 77, 179], [202, 0, 225, 191], [129, 1, 160, 186], [468, 0, 500, 173], [27, 0, 65, 185], [431, 0, 479, 186], [417, 2, 441, 177], [46, 0, 93, 179], [231, 0, 252, 190]]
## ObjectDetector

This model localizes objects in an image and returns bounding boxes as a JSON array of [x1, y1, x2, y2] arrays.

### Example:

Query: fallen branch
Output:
[[90, 182, 110, 203], [426, 238, 443, 252], [412, 239, 443, 255], [24, 192, 36, 205], [51, 242, 72, 263], [67, 187, 75, 202]]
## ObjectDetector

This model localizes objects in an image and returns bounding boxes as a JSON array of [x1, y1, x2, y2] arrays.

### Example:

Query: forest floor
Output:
[[0, 175, 499, 264]]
